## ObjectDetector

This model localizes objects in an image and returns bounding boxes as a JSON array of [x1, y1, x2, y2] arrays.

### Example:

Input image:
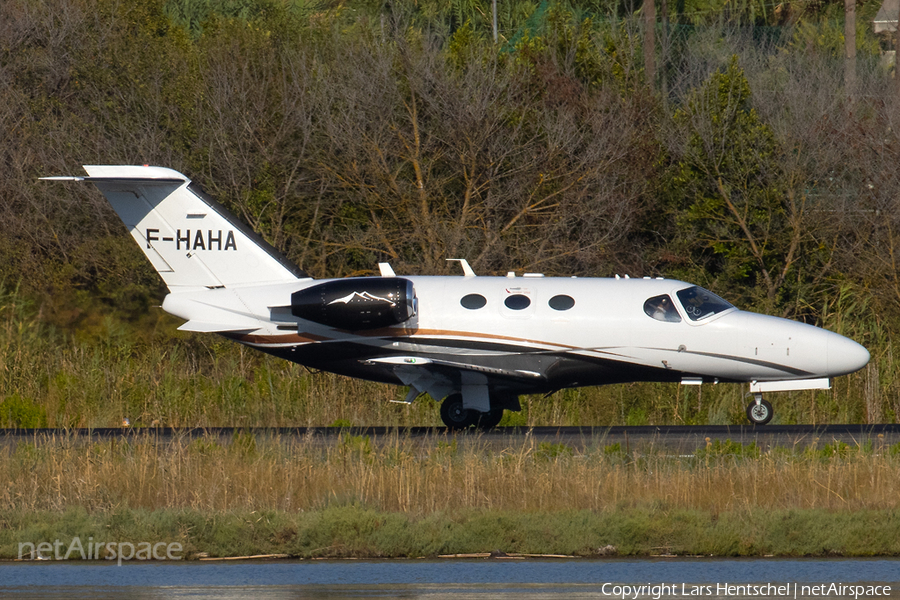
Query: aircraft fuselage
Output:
[[161, 275, 869, 400]]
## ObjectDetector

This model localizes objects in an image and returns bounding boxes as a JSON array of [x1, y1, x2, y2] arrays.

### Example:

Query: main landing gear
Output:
[[440, 393, 504, 430], [746, 393, 774, 425]]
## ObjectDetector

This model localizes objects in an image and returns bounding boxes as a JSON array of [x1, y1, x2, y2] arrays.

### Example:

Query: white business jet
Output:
[[44, 166, 870, 428]]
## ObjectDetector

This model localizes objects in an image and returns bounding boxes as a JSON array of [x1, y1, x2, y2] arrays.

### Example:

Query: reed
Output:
[[1, 433, 899, 557], [0, 432, 897, 515]]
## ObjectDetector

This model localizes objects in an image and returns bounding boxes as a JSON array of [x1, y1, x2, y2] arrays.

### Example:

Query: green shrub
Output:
[[0, 394, 48, 428]]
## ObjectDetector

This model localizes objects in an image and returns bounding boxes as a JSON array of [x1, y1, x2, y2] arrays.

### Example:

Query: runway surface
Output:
[[1, 424, 898, 451]]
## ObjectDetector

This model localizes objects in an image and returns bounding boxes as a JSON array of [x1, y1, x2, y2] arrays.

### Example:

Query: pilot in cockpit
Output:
[[652, 297, 671, 319], [644, 295, 682, 323]]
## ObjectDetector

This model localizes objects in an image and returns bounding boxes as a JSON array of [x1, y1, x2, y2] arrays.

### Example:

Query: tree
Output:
[[668, 56, 806, 313]]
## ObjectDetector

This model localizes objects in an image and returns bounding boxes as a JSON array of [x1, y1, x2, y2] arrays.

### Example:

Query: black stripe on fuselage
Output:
[[650, 348, 814, 377], [239, 331, 809, 380]]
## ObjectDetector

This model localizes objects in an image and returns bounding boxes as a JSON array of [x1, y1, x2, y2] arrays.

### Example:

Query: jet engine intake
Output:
[[291, 277, 416, 330]]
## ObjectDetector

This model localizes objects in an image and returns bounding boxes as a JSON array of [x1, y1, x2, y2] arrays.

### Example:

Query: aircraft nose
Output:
[[826, 333, 870, 376]]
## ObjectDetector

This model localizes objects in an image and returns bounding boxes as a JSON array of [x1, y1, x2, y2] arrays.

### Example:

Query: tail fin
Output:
[[46, 165, 307, 291]]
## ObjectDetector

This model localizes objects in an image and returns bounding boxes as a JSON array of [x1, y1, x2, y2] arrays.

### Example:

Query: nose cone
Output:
[[827, 333, 870, 376]]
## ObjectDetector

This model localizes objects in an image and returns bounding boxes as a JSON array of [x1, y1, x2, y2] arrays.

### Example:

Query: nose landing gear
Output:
[[746, 393, 773, 425]]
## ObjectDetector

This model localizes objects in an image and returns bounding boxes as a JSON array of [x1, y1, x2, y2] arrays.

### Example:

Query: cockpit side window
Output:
[[643, 294, 682, 323], [676, 286, 734, 321]]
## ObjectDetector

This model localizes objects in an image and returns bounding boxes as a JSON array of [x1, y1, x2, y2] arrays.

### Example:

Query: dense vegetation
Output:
[[1, 0, 898, 426]]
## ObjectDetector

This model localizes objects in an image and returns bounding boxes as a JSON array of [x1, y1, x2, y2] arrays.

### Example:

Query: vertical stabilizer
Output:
[[52, 166, 307, 291]]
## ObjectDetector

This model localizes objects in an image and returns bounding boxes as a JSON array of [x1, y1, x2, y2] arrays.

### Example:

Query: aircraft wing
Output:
[[363, 356, 543, 411], [177, 320, 259, 334]]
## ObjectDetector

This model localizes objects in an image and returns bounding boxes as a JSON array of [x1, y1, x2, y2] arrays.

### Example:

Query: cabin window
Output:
[[676, 286, 733, 321], [504, 294, 531, 310], [549, 295, 575, 311], [461, 294, 487, 310], [643, 294, 682, 323]]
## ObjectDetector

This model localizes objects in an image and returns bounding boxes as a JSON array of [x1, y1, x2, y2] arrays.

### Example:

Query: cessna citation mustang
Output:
[[44, 166, 871, 428]]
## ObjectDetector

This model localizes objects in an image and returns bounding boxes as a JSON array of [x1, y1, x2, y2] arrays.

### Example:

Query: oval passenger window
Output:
[[460, 294, 487, 310], [549, 295, 575, 311], [504, 294, 531, 310]]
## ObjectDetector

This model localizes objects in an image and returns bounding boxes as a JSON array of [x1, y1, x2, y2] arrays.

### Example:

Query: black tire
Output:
[[746, 398, 774, 425], [440, 394, 476, 429], [475, 409, 504, 430]]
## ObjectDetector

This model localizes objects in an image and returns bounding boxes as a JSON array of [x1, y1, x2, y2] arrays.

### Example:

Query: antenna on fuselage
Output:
[[446, 259, 476, 277]]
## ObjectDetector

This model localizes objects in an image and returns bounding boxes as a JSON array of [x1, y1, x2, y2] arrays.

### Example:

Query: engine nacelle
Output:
[[291, 277, 416, 330]]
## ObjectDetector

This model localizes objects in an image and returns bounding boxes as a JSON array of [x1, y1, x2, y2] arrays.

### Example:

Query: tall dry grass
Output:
[[2, 433, 898, 515]]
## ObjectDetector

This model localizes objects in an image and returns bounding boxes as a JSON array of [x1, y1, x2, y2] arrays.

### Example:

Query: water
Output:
[[0, 558, 898, 599]]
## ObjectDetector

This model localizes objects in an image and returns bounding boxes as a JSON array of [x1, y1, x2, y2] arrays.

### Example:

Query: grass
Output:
[[6, 506, 900, 559], [1, 432, 900, 558], [7, 432, 900, 514]]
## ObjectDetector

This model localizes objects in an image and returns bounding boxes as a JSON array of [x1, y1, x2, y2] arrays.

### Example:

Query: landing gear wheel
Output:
[[440, 394, 476, 430], [746, 397, 774, 425], [475, 409, 504, 430]]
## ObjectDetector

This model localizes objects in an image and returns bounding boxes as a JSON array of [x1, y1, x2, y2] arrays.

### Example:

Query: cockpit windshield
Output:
[[676, 286, 734, 321]]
